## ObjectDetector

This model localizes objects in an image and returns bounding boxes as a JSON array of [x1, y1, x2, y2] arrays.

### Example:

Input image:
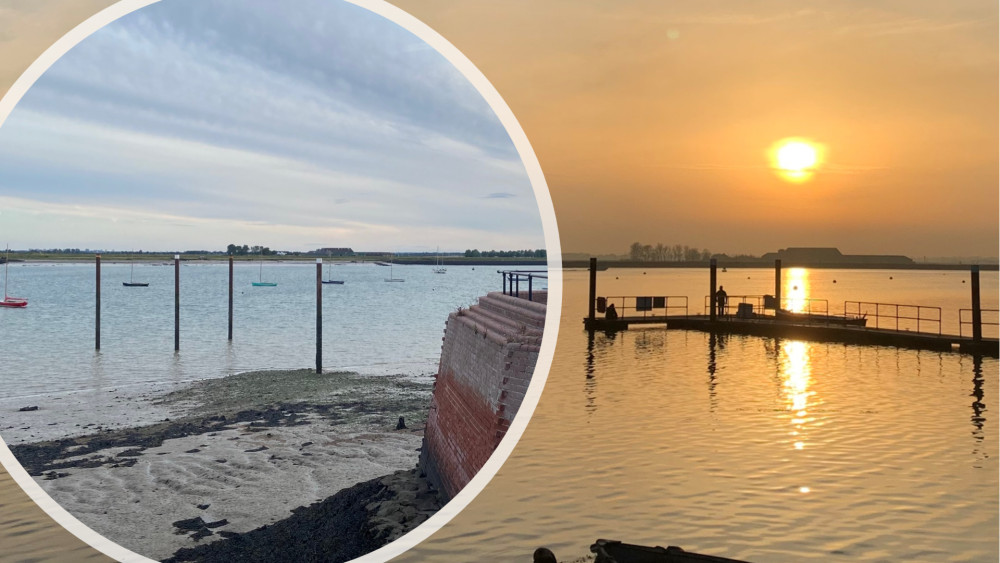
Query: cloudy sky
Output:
[[0, 0, 544, 253]]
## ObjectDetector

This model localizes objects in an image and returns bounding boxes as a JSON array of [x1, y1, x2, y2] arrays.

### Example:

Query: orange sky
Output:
[[1, 1, 998, 259], [392, 0, 999, 259]]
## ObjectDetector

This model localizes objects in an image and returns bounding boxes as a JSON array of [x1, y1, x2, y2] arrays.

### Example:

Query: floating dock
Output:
[[583, 258, 999, 357]]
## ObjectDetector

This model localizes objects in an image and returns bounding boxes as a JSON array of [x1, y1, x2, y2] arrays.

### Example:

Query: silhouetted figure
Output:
[[534, 547, 558, 563], [715, 286, 728, 317], [605, 303, 618, 320], [396, 416, 406, 430]]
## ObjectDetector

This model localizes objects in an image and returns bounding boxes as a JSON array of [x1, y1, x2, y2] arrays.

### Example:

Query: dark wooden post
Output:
[[774, 259, 782, 311], [709, 258, 717, 322], [588, 258, 597, 324], [316, 258, 322, 374], [174, 254, 180, 351], [971, 265, 982, 342], [95, 254, 101, 350], [228, 254, 233, 341]]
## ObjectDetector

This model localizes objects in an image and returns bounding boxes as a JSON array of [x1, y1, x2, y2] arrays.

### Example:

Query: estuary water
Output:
[[398, 267, 999, 562], [0, 260, 515, 402]]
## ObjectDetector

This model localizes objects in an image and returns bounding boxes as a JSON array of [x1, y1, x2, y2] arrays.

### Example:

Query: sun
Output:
[[769, 138, 824, 183]]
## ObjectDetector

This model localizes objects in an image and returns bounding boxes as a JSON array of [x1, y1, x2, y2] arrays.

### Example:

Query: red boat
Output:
[[0, 297, 27, 308], [1, 247, 27, 308]]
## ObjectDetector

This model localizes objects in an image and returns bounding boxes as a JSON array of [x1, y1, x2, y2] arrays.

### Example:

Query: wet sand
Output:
[[2, 369, 435, 561]]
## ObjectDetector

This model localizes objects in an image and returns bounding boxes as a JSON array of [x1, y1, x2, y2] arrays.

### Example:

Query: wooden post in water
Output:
[[174, 254, 180, 351], [588, 258, 597, 325], [95, 254, 101, 350], [228, 255, 233, 341], [709, 258, 717, 322], [316, 258, 322, 374], [971, 265, 982, 342], [774, 259, 782, 311]]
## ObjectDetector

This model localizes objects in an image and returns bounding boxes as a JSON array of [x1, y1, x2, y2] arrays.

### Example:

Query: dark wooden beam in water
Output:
[[174, 254, 180, 351], [709, 258, 717, 322], [95, 254, 101, 350], [971, 265, 982, 342], [774, 259, 782, 310], [228, 254, 234, 341], [316, 258, 322, 374], [588, 257, 597, 324]]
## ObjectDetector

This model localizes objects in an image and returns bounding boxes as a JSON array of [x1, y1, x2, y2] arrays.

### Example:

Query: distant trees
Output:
[[629, 242, 712, 262], [464, 249, 546, 258], [226, 244, 273, 256]]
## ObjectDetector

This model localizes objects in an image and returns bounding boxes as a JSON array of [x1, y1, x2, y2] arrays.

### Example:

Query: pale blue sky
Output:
[[0, 0, 544, 253]]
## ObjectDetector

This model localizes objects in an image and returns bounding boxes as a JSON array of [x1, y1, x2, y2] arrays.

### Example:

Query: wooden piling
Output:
[[588, 258, 597, 325], [774, 259, 782, 310], [316, 258, 322, 374], [174, 254, 180, 351], [228, 255, 233, 341], [709, 258, 717, 322], [971, 265, 982, 342], [95, 254, 101, 350]]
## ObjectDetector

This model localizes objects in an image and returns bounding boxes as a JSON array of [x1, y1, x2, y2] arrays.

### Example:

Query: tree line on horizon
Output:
[[464, 249, 546, 258], [226, 244, 275, 256], [629, 242, 713, 262]]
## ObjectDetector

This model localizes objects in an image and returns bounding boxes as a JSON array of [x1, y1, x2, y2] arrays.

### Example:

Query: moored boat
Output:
[[1, 246, 27, 307]]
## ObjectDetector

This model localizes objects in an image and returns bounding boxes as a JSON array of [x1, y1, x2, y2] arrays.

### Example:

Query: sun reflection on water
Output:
[[781, 340, 816, 447], [784, 267, 811, 313]]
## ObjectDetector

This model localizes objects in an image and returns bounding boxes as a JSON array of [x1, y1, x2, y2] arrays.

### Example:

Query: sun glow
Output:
[[769, 137, 823, 183]]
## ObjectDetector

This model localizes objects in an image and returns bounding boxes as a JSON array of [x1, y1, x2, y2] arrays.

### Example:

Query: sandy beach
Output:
[[2, 369, 437, 561]]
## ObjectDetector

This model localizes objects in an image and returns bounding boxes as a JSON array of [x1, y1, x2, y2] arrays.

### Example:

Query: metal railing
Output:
[[844, 301, 941, 334], [597, 295, 689, 318], [499, 269, 547, 301], [959, 308, 999, 338], [702, 295, 829, 317]]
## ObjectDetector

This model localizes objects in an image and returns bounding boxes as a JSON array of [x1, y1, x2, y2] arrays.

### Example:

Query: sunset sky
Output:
[[394, 0, 998, 259], [0, 0, 997, 260]]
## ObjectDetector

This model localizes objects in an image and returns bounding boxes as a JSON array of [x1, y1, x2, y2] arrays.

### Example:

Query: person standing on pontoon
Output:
[[715, 286, 728, 317]]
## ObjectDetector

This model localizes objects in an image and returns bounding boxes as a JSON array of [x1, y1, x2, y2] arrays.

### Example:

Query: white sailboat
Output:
[[123, 253, 149, 287], [322, 262, 344, 284], [433, 247, 447, 274], [252, 250, 277, 286]]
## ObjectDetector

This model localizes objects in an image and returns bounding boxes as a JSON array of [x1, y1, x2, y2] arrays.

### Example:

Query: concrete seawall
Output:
[[419, 291, 546, 500]]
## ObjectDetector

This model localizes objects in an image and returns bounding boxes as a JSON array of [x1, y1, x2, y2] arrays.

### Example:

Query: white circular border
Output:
[[0, 1, 563, 561]]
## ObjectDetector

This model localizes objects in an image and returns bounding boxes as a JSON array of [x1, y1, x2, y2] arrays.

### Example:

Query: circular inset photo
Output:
[[0, 1, 560, 561]]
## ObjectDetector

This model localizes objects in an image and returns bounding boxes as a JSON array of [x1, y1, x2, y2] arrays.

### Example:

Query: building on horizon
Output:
[[759, 247, 913, 265]]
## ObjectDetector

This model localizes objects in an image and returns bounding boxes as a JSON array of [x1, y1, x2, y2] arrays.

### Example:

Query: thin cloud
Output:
[[0, 0, 544, 252]]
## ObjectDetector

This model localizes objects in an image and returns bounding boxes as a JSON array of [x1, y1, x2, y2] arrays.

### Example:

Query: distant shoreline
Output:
[[562, 260, 999, 271], [2, 255, 547, 267]]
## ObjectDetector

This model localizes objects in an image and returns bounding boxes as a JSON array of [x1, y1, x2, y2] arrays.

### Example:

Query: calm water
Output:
[[398, 268, 998, 562], [0, 261, 526, 400]]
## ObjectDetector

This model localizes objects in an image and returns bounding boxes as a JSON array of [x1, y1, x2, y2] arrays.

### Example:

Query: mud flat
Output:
[[4, 369, 437, 561]]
